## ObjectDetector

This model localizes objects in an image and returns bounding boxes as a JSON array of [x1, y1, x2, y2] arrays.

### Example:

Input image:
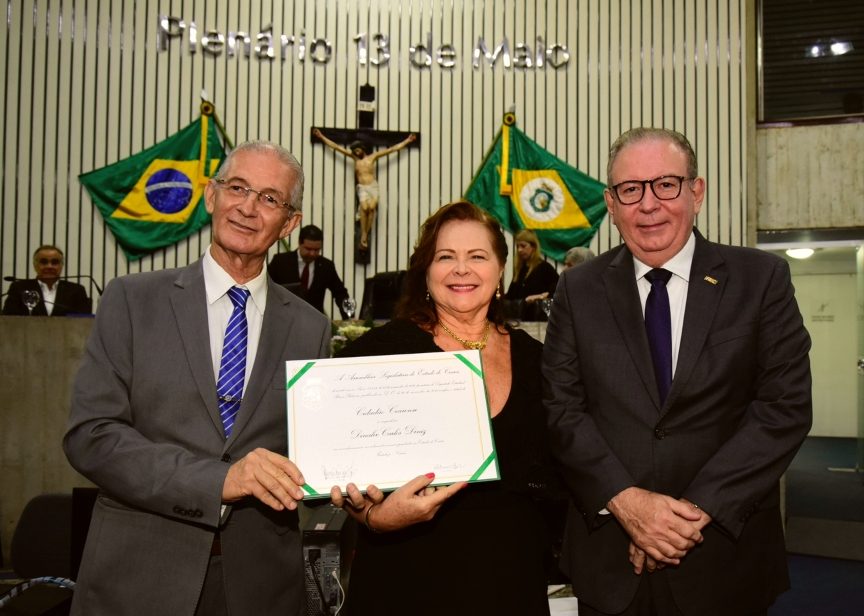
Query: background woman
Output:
[[331, 201, 561, 615], [505, 229, 559, 320]]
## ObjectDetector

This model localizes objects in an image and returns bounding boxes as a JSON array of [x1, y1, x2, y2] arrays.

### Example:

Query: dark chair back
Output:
[[11, 494, 73, 579]]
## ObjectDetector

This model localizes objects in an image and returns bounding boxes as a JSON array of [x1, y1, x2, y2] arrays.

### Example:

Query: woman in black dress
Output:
[[330, 201, 562, 615], [505, 229, 559, 321]]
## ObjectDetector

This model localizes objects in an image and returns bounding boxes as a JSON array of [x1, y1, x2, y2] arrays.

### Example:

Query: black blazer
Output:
[[268, 250, 350, 318], [543, 230, 812, 615], [2, 279, 92, 316]]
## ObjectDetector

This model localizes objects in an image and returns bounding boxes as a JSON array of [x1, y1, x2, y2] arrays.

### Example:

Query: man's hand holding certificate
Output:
[[285, 350, 499, 497]]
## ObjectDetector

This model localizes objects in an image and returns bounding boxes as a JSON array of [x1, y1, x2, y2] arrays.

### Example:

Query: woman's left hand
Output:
[[330, 482, 385, 525], [330, 473, 467, 532]]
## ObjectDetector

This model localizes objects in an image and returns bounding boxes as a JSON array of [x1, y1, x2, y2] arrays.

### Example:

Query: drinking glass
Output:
[[540, 297, 553, 319], [22, 289, 40, 315], [341, 298, 357, 320]]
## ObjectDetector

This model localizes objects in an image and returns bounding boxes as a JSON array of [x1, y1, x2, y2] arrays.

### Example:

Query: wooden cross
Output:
[[311, 84, 419, 264]]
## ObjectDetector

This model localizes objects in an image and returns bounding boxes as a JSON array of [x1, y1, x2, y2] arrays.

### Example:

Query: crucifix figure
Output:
[[313, 128, 416, 253]]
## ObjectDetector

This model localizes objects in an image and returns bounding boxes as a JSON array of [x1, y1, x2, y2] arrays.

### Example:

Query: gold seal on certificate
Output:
[[285, 350, 499, 498]]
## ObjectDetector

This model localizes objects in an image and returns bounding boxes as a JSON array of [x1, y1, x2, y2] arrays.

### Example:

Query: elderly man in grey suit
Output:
[[64, 141, 330, 615], [544, 128, 812, 615]]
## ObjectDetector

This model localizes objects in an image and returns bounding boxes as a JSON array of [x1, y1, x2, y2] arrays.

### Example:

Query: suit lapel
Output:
[[170, 262, 225, 435], [664, 232, 726, 413], [228, 279, 297, 442], [290, 251, 301, 281], [603, 247, 661, 408]]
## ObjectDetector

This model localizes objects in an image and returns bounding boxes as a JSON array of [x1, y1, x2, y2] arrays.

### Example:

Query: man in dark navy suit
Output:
[[3, 244, 91, 315], [268, 224, 352, 319], [544, 128, 812, 616]]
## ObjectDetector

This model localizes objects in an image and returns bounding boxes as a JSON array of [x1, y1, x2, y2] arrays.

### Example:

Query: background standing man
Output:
[[312, 127, 415, 251], [269, 224, 352, 319], [64, 141, 330, 616], [543, 127, 812, 615], [2, 244, 91, 315]]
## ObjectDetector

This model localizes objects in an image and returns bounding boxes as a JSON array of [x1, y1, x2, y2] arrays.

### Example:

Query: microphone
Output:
[[4, 274, 103, 295], [62, 274, 104, 296]]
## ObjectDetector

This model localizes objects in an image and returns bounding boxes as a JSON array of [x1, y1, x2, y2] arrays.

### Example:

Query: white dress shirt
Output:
[[633, 232, 696, 378], [203, 246, 268, 388], [38, 280, 57, 316]]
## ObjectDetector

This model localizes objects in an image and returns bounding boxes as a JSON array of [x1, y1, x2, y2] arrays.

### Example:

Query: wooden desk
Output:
[[0, 316, 95, 567]]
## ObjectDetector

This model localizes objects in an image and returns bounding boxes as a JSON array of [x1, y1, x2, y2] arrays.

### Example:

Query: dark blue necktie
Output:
[[644, 268, 673, 405], [217, 287, 250, 437]]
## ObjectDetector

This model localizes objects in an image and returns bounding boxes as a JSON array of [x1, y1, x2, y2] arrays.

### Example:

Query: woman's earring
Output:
[[425, 291, 431, 301], [495, 284, 502, 300]]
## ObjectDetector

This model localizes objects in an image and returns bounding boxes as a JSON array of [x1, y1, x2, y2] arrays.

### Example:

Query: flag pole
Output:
[[200, 99, 234, 150], [499, 112, 516, 196]]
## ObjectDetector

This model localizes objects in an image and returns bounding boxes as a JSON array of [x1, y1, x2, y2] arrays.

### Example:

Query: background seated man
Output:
[[2, 244, 91, 316], [269, 224, 352, 319], [563, 246, 596, 270]]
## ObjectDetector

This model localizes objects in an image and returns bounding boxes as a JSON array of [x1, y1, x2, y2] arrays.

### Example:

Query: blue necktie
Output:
[[217, 287, 250, 437], [644, 268, 673, 405]]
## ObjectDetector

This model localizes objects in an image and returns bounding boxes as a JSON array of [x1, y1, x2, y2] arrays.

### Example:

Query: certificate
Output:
[[285, 350, 499, 498]]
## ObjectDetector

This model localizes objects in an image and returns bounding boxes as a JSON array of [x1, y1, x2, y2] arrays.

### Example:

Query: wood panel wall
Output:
[[1, 0, 751, 317], [757, 123, 864, 230]]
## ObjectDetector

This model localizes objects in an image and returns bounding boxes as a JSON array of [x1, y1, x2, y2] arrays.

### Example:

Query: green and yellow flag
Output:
[[80, 104, 226, 260], [464, 113, 607, 262]]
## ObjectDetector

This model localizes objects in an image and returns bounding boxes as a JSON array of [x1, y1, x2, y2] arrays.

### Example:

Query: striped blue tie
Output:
[[217, 287, 250, 437]]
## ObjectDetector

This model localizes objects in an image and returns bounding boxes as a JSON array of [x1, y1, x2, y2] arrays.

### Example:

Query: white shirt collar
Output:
[[202, 246, 268, 314], [633, 231, 696, 282]]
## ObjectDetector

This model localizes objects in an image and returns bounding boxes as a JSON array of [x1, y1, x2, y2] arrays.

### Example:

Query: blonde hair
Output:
[[512, 229, 543, 281]]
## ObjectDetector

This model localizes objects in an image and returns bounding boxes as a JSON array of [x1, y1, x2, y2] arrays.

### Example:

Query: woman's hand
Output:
[[330, 473, 467, 532], [524, 292, 549, 303], [330, 481, 385, 525]]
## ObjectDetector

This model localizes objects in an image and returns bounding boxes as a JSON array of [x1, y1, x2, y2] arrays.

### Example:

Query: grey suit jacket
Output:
[[543, 230, 812, 615], [64, 260, 330, 616]]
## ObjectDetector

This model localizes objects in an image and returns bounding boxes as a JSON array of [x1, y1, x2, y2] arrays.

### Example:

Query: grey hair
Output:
[[606, 128, 698, 185], [218, 140, 305, 210], [564, 246, 596, 267]]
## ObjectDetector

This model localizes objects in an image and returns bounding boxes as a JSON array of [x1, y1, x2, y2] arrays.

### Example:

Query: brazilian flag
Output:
[[80, 107, 225, 260], [464, 113, 607, 262]]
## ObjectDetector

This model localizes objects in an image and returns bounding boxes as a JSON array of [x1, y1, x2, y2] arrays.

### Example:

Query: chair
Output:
[[0, 493, 76, 613], [359, 271, 406, 321]]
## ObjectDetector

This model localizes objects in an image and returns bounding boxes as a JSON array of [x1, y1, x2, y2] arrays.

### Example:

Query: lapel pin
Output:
[[703, 275, 718, 285]]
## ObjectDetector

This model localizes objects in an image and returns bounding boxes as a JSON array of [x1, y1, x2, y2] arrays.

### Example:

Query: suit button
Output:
[[221, 454, 232, 462], [654, 428, 666, 439]]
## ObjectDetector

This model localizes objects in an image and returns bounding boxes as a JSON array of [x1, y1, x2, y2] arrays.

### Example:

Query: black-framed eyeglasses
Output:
[[37, 258, 62, 265], [214, 178, 297, 215], [610, 175, 694, 205]]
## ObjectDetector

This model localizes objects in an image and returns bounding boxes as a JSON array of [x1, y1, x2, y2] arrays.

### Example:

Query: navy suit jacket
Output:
[[2, 279, 91, 316], [269, 250, 350, 318], [543, 230, 812, 615]]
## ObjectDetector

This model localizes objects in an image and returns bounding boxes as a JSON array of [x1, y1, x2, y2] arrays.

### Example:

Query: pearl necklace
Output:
[[438, 320, 491, 351]]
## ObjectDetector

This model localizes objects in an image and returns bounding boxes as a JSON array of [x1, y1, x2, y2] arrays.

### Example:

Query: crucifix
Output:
[[311, 84, 419, 264]]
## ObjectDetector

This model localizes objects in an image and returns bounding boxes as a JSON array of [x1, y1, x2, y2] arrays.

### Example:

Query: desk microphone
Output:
[[63, 274, 104, 296], [4, 274, 103, 296]]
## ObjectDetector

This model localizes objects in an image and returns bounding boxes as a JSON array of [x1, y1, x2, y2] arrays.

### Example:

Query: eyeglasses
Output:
[[610, 175, 693, 205], [214, 178, 297, 215], [37, 258, 62, 266]]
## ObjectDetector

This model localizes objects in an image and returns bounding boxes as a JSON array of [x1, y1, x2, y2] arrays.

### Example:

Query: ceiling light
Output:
[[786, 248, 814, 259], [830, 41, 853, 56]]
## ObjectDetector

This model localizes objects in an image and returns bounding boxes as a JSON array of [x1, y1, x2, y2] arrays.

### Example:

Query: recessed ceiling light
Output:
[[830, 41, 853, 56], [786, 248, 815, 259]]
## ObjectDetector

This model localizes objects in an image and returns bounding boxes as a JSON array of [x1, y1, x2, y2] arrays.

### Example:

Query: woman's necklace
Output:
[[438, 320, 491, 350]]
